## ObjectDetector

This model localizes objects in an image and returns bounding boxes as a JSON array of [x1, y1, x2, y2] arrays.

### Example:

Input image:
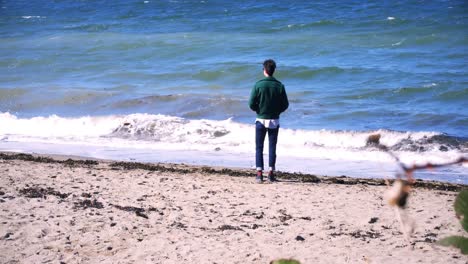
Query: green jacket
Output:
[[249, 76, 289, 119]]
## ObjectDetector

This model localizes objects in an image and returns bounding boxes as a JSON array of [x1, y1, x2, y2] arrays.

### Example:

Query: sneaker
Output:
[[255, 171, 263, 183], [267, 171, 276, 183]]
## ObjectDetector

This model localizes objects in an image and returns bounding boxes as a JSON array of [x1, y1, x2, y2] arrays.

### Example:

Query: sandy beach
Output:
[[0, 152, 466, 264]]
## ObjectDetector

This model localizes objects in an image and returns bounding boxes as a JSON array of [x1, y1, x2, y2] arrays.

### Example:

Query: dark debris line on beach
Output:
[[0, 153, 98, 166], [110, 204, 164, 219], [108, 161, 321, 182], [105, 161, 468, 191], [1, 152, 465, 191], [74, 199, 104, 210], [16, 185, 161, 219], [19, 186, 70, 199]]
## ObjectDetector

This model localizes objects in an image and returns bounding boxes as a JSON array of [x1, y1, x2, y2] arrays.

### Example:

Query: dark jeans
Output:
[[255, 121, 279, 171]]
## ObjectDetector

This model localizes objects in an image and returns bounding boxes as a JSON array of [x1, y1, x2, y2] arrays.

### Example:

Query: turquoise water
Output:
[[0, 0, 467, 182]]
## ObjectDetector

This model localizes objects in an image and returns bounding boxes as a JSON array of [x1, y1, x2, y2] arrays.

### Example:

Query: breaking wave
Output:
[[1, 112, 466, 166]]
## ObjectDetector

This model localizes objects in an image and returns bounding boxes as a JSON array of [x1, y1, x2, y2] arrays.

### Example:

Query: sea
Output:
[[1, 0, 467, 183]]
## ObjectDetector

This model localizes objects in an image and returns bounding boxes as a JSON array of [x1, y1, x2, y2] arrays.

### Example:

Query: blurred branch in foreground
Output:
[[366, 133, 467, 244]]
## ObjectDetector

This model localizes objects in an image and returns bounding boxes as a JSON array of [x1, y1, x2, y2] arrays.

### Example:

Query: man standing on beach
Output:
[[249, 59, 289, 183]]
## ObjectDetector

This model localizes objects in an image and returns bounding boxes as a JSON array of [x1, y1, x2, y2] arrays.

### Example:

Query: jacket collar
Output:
[[263, 76, 276, 81], [262, 76, 278, 82]]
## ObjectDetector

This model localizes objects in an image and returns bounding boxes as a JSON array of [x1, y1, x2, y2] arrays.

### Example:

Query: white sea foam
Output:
[[1, 112, 466, 182], [21, 16, 46, 19], [392, 38, 406, 46], [0, 112, 119, 138], [423, 82, 437, 88], [0, 112, 464, 166]]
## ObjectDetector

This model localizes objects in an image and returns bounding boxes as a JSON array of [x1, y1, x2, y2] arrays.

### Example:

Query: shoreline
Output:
[[0, 151, 467, 263], [2, 138, 467, 185], [1, 151, 466, 191]]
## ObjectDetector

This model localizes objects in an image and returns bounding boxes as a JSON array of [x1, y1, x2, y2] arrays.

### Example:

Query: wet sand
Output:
[[0, 152, 466, 263]]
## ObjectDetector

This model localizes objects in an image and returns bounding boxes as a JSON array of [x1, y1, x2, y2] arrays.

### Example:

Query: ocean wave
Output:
[[260, 20, 343, 33], [21, 16, 46, 19], [192, 69, 227, 81], [0, 89, 110, 113], [0, 113, 465, 166], [278, 66, 367, 80], [63, 23, 111, 32], [107, 94, 246, 117], [336, 84, 449, 102], [111, 94, 182, 108], [437, 88, 468, 102], [0, 88, 28, 101], [393, 85, 437, 96], [388, 134, 467, 153], [1, 58, 48, 69]]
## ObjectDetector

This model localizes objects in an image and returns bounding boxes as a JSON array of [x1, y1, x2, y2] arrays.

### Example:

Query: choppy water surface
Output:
[[1, 0, 467, 182]]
